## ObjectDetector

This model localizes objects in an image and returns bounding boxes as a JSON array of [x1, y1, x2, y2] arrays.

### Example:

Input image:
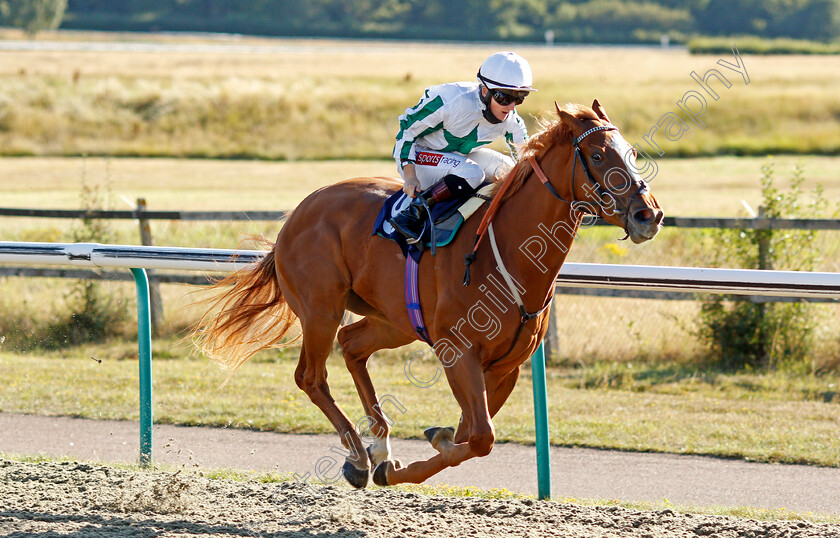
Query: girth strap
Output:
[[405, 255, 432, 345]]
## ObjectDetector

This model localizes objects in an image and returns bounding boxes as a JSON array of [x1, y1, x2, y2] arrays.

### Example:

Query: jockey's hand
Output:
[[402, 165, 420, 198]]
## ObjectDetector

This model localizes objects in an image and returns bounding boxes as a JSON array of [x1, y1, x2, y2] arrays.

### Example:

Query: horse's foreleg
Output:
[[384, 367, 521, 485], [379, 431, 492, 485], [454, 366, 522, 444], [375, 443, 475, 485], [378, 353, 495, 486]]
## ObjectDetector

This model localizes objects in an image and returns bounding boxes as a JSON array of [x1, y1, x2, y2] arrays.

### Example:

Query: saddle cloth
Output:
[[373, 183, 493, 263]]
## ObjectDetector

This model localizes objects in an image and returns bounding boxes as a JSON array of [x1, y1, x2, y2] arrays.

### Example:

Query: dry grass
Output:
[[0, 154, 837, 365], [0, 34, 837, 158], [0, 155, 837, 215], [0, 157, 394, 211]]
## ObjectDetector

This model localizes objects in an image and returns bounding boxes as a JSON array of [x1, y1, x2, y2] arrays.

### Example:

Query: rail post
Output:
[[531, 341, 551, 500], [131, 267, 153, 467], [756, 205, 772, 365]]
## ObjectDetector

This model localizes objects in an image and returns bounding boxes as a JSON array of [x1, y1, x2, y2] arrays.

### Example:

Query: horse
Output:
[[194, 99, 664, 489]]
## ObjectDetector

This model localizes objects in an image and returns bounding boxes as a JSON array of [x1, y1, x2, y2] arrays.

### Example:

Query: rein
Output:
[[464, 121, 619, 286], [533, 123, 618, 217], [462, 170, 518, 286], [464, 120, 644, 368]]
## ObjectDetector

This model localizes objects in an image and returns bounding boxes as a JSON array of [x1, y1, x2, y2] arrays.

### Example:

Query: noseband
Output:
[[528, 123, 649, 236]]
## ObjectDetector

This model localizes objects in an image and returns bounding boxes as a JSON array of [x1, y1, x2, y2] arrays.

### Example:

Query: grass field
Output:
[[0, 32, 838, 158], [1, 342, 839, 467], [1, 154, 839, 217], [1, 154, 837, 272]]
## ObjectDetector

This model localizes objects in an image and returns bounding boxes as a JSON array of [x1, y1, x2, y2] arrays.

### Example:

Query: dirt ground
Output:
[[1, 459, 838, 538]]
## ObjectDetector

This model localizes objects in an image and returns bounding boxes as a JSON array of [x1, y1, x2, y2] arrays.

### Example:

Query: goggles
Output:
[[491, 89, 529, 106]]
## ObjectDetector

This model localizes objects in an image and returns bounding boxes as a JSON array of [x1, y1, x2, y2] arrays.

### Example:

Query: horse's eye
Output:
[[591, 153, 603, 163]]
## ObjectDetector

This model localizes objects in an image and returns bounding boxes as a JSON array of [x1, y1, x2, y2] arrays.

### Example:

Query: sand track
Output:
[[1, 459, 838, 538]]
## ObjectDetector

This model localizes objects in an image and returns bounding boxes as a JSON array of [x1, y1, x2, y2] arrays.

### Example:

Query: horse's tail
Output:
[[193, 245, 299, 378]]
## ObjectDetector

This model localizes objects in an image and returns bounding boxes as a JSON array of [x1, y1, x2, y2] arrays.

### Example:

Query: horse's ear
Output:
[[555, 101, 578, 125], [555, 102, 577, 143], [592, 99, 611, 123]]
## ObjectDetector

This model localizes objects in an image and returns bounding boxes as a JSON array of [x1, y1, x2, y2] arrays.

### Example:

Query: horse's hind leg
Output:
[[338, 317, 414, 467], [293, 313, 371, 488]]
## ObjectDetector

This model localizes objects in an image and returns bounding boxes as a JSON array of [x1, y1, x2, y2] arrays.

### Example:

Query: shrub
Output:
[[688, 35, 840, 55], [0, 0, 67, 37], [696, 160, 830, 371], [38, 169, 129, 349]]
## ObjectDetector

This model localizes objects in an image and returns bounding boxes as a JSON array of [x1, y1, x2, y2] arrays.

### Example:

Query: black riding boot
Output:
[[389, 197, 428, 244], [389, 175, 476, 245]]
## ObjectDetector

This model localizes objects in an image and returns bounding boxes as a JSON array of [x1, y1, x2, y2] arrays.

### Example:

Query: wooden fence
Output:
[[1, 201, 838, 341], [3, 204, 839, 229], [0, 199, 286, 329]]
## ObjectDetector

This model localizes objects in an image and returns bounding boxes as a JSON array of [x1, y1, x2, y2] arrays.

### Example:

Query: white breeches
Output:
[[397, 146, 515, 191]]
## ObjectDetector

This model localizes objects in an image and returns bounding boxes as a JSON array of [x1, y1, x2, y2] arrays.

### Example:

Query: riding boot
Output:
[[389, 175, 474, 244], [389, 198, 428, 244]]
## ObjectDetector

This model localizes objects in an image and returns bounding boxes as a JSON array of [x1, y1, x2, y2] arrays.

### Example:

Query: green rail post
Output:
[[131, 268, 153, 467], [531, 340, 551, 500]]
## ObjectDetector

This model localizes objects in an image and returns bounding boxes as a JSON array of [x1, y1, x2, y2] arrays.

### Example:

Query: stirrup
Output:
[[391, 218, 427, 246], [404, 222, 427, 247], [389, 198, 429, 245]]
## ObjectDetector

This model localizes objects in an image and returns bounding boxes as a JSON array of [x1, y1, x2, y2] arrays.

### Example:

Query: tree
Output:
[[1, 0, 67, 37], [778, 0, 840, 41], [692, 0, 840, 41]]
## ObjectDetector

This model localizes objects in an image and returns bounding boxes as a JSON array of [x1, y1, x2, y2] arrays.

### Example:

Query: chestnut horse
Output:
[[195, 100, 663, 489]]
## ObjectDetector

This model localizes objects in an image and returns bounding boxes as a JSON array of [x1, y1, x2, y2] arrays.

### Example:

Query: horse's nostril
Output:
[[634, 208, 653, 223]]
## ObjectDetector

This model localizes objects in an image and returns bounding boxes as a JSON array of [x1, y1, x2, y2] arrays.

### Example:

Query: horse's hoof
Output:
[[341, 460, 369, 489], [372, 460, 394, 487], [424, 426, 455, 449]]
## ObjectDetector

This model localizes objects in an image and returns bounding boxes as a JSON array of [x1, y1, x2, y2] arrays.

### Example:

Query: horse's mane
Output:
[[491, 103, 600, 201]]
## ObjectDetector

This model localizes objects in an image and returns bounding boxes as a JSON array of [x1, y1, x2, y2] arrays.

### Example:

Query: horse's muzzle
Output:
[[626, 193, 664, 244]]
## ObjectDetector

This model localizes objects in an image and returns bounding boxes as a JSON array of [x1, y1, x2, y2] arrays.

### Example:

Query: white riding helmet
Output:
[[476, 51, 537, 92]]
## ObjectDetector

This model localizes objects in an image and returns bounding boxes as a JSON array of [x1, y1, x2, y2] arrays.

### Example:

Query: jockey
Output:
[[389, 51, 535, 244]]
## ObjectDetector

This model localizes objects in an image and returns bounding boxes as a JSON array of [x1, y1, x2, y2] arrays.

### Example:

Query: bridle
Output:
[[464, 119, 650, 286], [528, 122, 649, 237], [465, 118, 651, 369]]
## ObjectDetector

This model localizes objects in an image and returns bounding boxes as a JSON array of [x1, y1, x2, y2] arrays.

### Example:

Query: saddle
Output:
[[373, 182, 494, 263], [373, 183, 494, 345]]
